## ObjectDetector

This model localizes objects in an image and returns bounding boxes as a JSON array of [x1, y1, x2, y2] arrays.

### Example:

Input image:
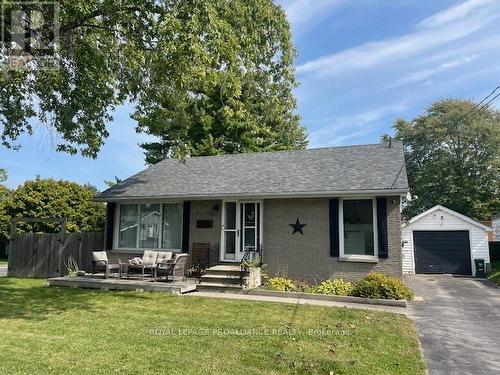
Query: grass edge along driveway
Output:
[[487, 260, 500, 284], [0, 278, 425, 375]]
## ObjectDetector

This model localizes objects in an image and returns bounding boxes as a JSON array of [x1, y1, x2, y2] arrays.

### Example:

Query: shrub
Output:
[[311, 279, 353, 296], [266, 277, 296, 292], [352, 273, 414, 300], [293, 279, 314, 292]]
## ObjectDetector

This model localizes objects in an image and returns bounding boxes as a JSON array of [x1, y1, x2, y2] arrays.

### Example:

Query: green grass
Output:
[[487, 260, 500, 284], [0, 257, 7, 266], [0, 278, 425, 375]]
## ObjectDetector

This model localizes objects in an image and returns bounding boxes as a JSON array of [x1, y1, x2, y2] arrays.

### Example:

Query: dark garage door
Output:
[[414, 231, 472, 275]]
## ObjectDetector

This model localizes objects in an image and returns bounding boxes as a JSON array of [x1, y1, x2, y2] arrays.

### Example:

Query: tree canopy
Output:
[[0, 169, 8, 201], [0, 169, 9, 243], [104, 176, 122, 188], [0, 178, 105, 241], [391, 99, 500, 220], [1, 0, 307, 161]]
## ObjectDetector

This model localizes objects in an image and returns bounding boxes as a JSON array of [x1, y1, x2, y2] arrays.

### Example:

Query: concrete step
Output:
[[205, 265, 248, 277], [196, 282, 244, 293], [200, 274, 243, 285], [204, 268, 243, 277], [209, 264, 240, 271]]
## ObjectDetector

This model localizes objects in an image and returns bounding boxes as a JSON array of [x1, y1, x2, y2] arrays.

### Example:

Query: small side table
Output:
[[119, 263, 128, 278]]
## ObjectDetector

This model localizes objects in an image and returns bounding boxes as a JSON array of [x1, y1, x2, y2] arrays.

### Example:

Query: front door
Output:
[[221, 201, 262, 262]]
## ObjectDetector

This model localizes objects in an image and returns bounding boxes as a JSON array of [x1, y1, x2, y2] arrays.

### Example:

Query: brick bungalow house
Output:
[[96, 142, 408, 281]]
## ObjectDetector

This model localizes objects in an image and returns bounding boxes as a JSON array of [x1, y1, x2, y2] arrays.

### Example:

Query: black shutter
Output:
[[329, 199, 339, 257], [105, 202, 116, 250], [377, 197, 388, 258], [182, 201, 191, 253]]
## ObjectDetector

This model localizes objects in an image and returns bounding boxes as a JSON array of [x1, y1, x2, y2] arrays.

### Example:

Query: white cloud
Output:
[[307, 101, 411, 147], [417, 0, 497, 29], [390, 54, 481, 87], [277, 0, 344, 34], [296, 2, 500, 78]]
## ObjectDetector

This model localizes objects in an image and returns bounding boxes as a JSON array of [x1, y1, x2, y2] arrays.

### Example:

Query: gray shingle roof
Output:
[[97, 142, 409, 200]]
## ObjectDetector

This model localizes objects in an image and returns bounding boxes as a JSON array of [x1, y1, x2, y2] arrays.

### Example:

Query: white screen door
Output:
[[221, 201, 261, 262], [221, 201, 239, 261]]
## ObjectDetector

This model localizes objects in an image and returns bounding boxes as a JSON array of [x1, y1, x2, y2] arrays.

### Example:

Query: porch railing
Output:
[[239, 245, 263, 286]]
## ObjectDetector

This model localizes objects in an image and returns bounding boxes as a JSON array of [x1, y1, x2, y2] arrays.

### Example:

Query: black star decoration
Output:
[[289, 217, 306, 235]]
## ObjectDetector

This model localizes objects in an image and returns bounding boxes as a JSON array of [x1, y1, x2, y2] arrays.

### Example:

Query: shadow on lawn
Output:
[[0, 278, 147, 321]]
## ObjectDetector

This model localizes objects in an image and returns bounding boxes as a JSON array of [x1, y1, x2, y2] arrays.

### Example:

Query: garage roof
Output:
[[404, 205, 491, 231]]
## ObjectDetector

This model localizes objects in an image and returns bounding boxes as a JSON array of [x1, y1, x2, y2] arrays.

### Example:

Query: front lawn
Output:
[[0, 279, 425, 375], [0, 257, 7, 267], [487, 260, 500, 284]]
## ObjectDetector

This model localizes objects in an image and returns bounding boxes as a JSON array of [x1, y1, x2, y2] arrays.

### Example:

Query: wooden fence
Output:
[[8, 232, 104, 278]]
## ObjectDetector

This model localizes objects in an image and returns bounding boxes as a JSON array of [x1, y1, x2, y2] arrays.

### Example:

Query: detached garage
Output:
[[402, 205, 491, 276]]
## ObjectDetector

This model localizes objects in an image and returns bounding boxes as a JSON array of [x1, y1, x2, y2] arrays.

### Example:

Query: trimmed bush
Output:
[[311, 279, 353, 296], [266, 277, 296, 292], [352, 273, 414, 300]]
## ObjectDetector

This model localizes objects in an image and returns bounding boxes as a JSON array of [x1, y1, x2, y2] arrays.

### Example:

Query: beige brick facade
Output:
[[188, 200, 222, 251], [185, 197, 402, 281], [262, 197, 402, 281]]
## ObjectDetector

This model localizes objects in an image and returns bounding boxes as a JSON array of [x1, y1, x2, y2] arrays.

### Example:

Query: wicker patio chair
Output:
[[90, 251, 120, 278], [126, 250, 159, 280], [191, 243, 210, 268], [156, 253, 188, 282], [156, 251, 173, 265]]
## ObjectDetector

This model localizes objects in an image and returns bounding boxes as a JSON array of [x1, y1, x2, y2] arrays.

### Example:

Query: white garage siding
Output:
[[402, 206, 490, 276], [493, 216, 500, 241]]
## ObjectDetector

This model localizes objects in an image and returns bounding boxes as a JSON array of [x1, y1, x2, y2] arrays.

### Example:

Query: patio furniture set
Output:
[[90, 250, 189, 282]]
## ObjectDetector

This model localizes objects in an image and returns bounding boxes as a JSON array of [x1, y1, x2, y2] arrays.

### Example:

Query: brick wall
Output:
[[263, 197, 402, 282], [188, 200, 221, 265]]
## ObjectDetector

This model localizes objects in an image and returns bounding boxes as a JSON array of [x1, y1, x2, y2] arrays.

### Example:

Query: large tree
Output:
[[0, 169, 9, 246], [0, 169, 8, 202], [0, 178, 105, 241], [1, 0, 307, 161], [391, 99, 500, 220]]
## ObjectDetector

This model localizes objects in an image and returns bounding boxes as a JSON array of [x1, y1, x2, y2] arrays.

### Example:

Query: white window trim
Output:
[[113, 201, 183, 252], [339, 197, 379, 262]]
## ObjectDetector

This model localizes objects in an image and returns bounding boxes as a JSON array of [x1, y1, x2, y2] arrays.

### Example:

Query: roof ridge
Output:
[[97, 141, 408, 199], [155, 141, 404, 163]]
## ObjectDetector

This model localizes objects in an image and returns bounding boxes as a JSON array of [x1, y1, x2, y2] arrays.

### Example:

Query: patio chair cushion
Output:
[[92, 251, 108, 267], [157, 251, 173, 264], [129, 257, 142, 266], [173, 253, 188, 262], [142, 250, 159, 267]]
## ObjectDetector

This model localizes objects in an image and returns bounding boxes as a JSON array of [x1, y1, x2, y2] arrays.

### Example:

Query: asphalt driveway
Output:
[[0, 267, 7, 277], [405, 275, 500, 375]]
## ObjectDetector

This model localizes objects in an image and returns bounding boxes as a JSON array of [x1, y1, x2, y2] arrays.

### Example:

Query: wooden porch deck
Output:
[[48, 275, 197, 294]]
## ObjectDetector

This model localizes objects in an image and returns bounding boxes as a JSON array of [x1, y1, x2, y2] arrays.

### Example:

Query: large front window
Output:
[[162, 203, 182, 250], [341, 199, 376, 257], [117, 203, 182, 250], [139, 204, 160, 248]]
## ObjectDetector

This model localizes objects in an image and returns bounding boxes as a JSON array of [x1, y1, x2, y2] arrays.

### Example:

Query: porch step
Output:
[[197, 264, 247, 291], [203, 265, 247, 278], [196, 282, 244, 293], [200, 274, 243, 285], [207, 264, 241, 271]]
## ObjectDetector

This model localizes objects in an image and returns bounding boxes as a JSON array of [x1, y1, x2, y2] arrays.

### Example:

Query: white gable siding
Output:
[[402, 207, 490, 275], [493, 217, 500, 241], [401, 226, 414, 273]]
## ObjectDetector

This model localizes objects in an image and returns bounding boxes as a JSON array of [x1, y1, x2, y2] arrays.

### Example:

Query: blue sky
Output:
[[2, 0, 500, 190]]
